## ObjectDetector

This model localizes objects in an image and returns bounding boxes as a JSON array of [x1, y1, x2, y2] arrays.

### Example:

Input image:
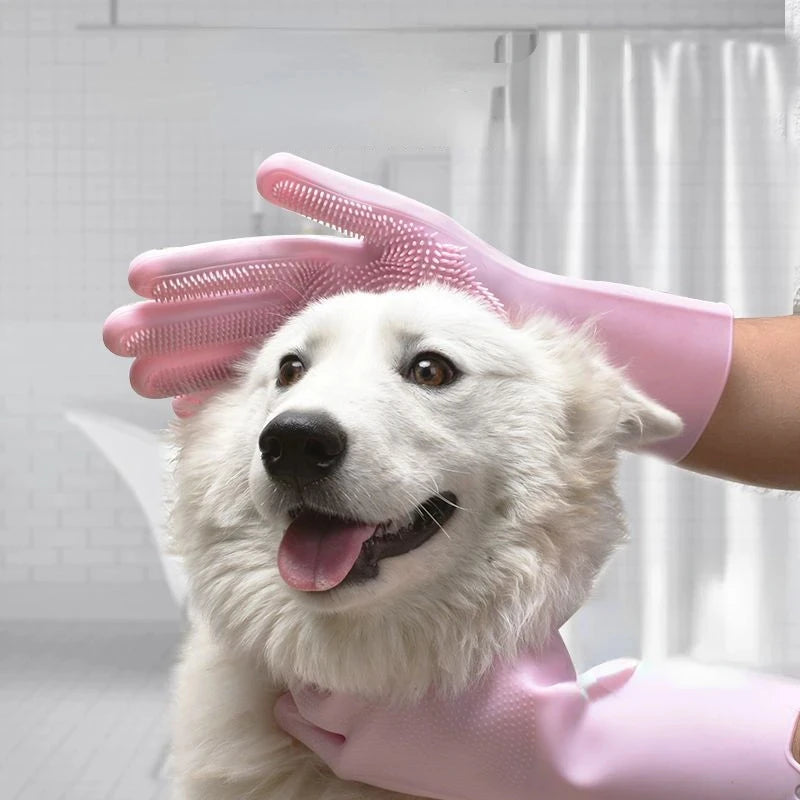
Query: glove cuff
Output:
[[500, 268, 734, 463], [563, 658, 800, 800]]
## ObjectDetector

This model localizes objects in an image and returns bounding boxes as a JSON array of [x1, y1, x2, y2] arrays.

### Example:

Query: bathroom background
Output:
[[1, 1, 797, 798]]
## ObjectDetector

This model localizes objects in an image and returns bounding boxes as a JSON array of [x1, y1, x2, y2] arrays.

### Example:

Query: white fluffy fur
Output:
[[168, 285, 682, 800]]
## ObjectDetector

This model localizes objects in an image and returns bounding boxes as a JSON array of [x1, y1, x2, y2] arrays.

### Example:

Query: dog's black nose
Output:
[[259, 411, 347, 485]]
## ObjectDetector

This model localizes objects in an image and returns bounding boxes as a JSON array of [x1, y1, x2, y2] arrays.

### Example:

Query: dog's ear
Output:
[[565, 373, 683, 455], [520, 314, 683, 452]]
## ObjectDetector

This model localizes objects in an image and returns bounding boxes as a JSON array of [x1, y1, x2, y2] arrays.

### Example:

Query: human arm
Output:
[[680, 315, 800, 490]]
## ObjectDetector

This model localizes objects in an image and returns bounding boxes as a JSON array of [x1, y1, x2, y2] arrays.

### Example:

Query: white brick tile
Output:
[[27, 434, 61, 454], [33, 564, 88, 583], [0, 9, 27, 34], [82, 203, 112, 229], [1, 433, 37, 460], [27, 147, 57, 176], [6, 548, 58, 566], [62, 547, 116, 565], [4, 395, 38, 415], [0, 491, 34, 510], [0, 565, 30, 583], [0, 529, 33, 548], [24, 459, 69, 486], [118, 547, 160, 566], [31, 415, 71, 434], [55, 148, 83, 173], [6, 509, 59, 528], [82, 37, 112, 64], [116, 509, 147, 528], [32, 528, 88, 549], [89, 490, 134, 509], [89, 527, 147, 548], [32, 490, 87, 510], [60, 508, 117, 528], [9, 470, 60, 490], [89, 564, 145, 583], [61, 471, 117, 490], [0, 415, 31, 436]]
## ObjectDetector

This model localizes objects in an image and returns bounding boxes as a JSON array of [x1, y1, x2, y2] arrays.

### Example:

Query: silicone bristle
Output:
[[114, 167, 511, 405], [132, 343, 254, 399], [119, 302, 293, 358], [267, 177, 505, 316], [149, 259, 324, 304], [271, 178, 420, 245], [148, 360, 236, 398]]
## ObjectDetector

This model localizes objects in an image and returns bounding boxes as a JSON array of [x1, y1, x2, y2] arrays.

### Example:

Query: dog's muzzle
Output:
[[258, 411, 458, 593]]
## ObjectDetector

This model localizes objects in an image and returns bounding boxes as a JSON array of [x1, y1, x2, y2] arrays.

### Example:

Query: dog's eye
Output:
[[277, 355, 305, 387], [407, 352, 457, 387]]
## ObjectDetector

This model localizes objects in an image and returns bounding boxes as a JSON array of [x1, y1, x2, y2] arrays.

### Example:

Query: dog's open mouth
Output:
[[277, 492, 457, 592]]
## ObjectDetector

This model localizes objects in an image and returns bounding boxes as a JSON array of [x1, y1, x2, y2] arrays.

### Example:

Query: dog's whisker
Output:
[[434, 493, 472, 513], [400, 476, 476, 516], [418, 502, 453, 541], [433, 465, 471, 476]]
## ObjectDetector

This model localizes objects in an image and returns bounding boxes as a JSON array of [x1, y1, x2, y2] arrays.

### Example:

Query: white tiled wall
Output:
[[0, 0, 789, 621], [0, 0, 494, 619], [0, 319, 176, 619]]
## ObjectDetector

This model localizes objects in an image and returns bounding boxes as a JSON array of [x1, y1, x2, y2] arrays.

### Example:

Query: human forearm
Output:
[[679, 316, 800, 490]]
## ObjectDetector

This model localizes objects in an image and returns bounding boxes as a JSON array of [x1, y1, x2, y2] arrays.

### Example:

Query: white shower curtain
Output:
[[452, 31, 800, 673]]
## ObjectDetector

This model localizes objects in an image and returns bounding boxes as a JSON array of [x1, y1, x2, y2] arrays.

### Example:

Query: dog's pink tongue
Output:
[[278, 511, 376, 592]]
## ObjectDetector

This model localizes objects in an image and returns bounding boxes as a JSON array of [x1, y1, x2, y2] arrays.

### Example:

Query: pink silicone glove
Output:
[[103, 153, 733, 462], [275, 635, 800, 800]]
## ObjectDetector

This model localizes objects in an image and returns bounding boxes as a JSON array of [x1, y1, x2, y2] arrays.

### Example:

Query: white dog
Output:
[[168, 284, 682, 800]]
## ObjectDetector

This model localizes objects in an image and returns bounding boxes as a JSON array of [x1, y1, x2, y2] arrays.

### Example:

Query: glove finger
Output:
[[129, 341, 255, 399], [257, 153, 467, 247], [103, 290, 297, 358], [172, 390, 219, 418], [128, 235, 376, 300], [274, 693, 346, 768], [288, 684, 372, 737], [256, 154, 508, 318]]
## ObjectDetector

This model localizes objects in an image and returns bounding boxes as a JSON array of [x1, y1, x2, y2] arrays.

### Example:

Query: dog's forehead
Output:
[[246, 286, 548, 385], [248, 285, 542, 382], [279, 287, 505, 348]]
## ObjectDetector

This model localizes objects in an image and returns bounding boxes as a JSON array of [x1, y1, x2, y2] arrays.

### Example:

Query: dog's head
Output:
[[170, 285, 681, 699]]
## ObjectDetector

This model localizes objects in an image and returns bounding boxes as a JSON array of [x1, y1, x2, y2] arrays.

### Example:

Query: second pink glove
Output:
[[276, 634, 800, 800]]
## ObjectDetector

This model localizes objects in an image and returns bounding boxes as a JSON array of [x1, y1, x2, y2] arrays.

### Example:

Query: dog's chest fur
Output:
[[172, 623, 415, 800]]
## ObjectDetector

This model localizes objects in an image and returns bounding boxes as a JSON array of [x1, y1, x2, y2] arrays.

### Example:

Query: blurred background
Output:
[[1, 0, 798, 798]]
